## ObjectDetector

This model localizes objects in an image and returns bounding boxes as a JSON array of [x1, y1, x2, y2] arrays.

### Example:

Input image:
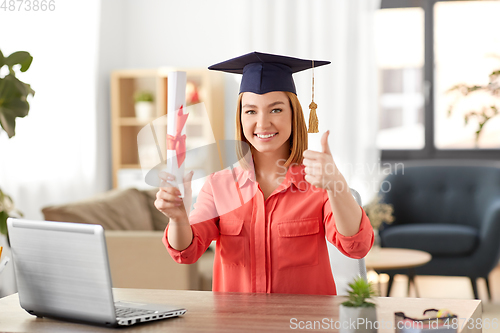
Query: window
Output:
[[377, 0, 500, 161], [434, 1, 500, 149], [375, 7, 425, 150]]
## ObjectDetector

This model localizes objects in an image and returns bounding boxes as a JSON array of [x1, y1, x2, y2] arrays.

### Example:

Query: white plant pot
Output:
[[134, 102, 155, 120], [339, 304, 378, 333]]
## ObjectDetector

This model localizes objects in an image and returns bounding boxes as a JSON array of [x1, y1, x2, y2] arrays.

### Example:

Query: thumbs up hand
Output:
[[302, 131, 339, 191]]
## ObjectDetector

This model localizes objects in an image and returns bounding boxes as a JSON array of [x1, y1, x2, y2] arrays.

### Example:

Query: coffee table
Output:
[[365, 247, 432, 297]]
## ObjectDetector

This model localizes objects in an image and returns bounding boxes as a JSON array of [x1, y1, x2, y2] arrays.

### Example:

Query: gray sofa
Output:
[[378, 160, 500, 299], [42, 188, 214, 291]]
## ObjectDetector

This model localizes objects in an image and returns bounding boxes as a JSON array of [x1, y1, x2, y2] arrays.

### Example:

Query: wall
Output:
[[123, 0, 249, 141], [96, 0, 129, 191]]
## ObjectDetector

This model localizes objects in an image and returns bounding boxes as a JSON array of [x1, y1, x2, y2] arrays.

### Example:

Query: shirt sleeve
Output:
[[163, 174, 220, 264], [323, 192, 374, 259]]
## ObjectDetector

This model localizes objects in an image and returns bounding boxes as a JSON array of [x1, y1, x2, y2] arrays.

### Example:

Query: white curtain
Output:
[[239, 0, 381, 293], [240, 0, 381, 202], [0, 1, 102, 296], [0, 1, 102, 219]]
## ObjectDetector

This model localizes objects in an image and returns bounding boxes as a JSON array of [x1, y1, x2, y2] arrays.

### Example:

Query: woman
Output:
[[155, 52, 374, 295]]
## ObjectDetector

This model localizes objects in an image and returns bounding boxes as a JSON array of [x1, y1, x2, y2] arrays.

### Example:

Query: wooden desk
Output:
[[0, 289, 481, 333], [366, 248, 432, 297]]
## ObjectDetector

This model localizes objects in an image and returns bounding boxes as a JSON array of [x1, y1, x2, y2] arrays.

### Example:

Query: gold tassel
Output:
[[307, 60, 319, 133], [308, 101, 319, 133]]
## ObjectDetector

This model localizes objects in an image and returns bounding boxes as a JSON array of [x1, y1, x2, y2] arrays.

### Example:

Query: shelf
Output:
[[121, 164, 142, 169], [111, 68, 224, 188], [119, 117, 158, 126]]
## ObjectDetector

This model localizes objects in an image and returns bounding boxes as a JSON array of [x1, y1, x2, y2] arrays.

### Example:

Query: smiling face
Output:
[[240, 91, 293, 156]]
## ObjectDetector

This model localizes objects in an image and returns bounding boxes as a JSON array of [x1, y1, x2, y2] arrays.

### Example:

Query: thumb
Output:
[[321, 131, 332, 155]]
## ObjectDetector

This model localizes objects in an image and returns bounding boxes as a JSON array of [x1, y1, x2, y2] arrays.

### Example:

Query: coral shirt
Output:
[[163, 164, 374, 295]]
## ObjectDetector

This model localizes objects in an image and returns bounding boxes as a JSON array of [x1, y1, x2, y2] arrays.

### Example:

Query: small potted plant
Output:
[[339, 277, 378, 333], [363, 194, 394, 250], [133, 90, 155, 120]]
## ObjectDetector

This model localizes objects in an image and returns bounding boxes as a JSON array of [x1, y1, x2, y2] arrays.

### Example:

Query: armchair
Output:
[[378, 161, 500, 299]]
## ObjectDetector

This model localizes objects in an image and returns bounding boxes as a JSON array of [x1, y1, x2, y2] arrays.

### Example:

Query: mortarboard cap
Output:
[[208, 51, 330, 95], [208, 51, 330, 132]]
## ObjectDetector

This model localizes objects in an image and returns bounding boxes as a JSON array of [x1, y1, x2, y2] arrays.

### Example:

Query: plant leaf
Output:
[[10, 74, 35, 97], [445, 84, 461, 94], [3, 98, 30, 117], [0, 72, 34, 138], [0, 49, 5, 69], [0, 210, 9, 236], [24, 82, 35, 97], [343, 276, 377, 307], [5, 51, 33, 72], [0, 75, 25, 101], [490, 70, 500, 81], [0, 106, 17, 138]]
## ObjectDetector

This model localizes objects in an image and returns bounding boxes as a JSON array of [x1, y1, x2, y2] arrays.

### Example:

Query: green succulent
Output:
[[341, 277, 377, 308], [0, 49, 35, 138]]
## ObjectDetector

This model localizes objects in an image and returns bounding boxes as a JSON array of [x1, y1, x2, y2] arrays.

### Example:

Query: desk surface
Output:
[[365, 248, 432, 271], [0, 289, 481, 333]]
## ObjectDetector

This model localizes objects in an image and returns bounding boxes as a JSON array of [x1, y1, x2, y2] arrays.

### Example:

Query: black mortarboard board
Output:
[[208, 51, 330, 95]]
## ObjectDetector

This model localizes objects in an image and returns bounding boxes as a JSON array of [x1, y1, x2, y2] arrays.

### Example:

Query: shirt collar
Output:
[[235, 163, 308, 191], [234, 167, 255, 188], [284, 164, 309, 191]]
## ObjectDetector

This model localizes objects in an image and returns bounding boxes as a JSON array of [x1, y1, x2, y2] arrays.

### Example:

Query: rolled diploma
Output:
[[165, 71, 187, 197]]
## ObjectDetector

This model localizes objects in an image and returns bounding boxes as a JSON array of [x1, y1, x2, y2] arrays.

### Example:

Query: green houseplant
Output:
[[133, 90, 155, 120], [133, 90, 154, 103], [363, 194, 395, 249], [0, 48, 34, 237], [339, 277, 377, 333], [446, 59, 500, 146]]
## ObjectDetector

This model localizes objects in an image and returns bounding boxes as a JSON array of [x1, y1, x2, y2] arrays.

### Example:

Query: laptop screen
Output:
[[7, 218, 117, 325]]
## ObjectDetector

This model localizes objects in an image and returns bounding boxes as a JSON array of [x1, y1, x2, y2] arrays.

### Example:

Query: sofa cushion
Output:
[[380, 224, 479, 256], [42, 188, 155, 230], [141, 189, 169, 231]]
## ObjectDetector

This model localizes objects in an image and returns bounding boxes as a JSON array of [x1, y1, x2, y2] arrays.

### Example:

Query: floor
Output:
[[371, 264, 500, 333]]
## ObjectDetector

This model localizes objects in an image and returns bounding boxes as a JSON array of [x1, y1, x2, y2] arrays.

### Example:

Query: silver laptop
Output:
[[7, 218, 186, 327]]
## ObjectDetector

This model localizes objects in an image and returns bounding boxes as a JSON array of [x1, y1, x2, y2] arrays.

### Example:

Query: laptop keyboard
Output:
[[115, 306, 156, 318]]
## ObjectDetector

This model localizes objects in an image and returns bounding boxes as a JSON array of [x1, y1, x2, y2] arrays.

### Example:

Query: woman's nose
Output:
[[256, 113, 271, 128]]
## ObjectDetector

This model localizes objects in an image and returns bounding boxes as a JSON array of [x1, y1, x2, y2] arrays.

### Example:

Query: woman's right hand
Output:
[[155, 171, 194, 222]]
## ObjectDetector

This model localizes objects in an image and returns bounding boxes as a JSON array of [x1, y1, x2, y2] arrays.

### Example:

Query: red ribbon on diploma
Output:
[[166, 105, 189, 168]]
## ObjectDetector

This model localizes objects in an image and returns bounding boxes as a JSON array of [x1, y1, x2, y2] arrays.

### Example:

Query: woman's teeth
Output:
[[256, 133, 277, 139]]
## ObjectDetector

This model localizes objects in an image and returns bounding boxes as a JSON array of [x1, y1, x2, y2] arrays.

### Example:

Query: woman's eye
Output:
[[244, 110, 256, 114], [271, 108, 282, 113]]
